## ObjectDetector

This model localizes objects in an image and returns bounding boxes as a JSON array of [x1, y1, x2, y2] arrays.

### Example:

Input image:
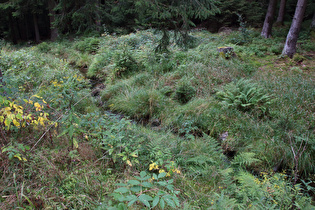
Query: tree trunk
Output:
[[276, 0, 286, 24], [311, 12, 315, 29], [48, 0, 58, 41], [0, 67, 3, 87], [0, 66, 6, 96], [33, 14, 40, 43], [9, 13, 19, 44], [282, 0, 307, 58], [261, 0, 278, 38]]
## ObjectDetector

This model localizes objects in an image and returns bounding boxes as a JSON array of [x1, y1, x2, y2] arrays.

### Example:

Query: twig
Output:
[[0, 127, 7, 145]]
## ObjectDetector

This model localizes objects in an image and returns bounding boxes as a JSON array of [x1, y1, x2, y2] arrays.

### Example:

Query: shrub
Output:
[[80, 112, 140, 168], [114, 50, 141, 78], [105, 170, 180, 209], [0, 39, 6, 49], [36, 42, 51, 53], [87, 51, 114, 78]]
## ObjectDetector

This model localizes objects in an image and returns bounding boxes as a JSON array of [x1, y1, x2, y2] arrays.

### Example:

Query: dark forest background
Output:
[[0, 0, 314, 44]]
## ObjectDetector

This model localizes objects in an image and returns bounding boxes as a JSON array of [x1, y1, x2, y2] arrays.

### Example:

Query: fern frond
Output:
[[232, 152, 261, 168], [216, 79, 273, 114]]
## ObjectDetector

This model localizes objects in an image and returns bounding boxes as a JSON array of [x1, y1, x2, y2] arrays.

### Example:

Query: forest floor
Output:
[[0, 27, 314, 209]]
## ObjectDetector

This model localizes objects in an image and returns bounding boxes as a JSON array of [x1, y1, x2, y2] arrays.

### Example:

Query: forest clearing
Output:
[[0, 0, 315, 209]]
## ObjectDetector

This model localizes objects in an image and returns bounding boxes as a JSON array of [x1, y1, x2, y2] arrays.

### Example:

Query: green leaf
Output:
[[126, 195, 138, 207], [163, 194, 176, 208], [16, 113, 23, 120], [157, 181, 167, 186], [138, 194, 153, 208], [57, 129, 68, 138], [130, 151, 138, 157], [152, 196, 159, 208], [114, 187, 129, 193], [158, 172, 167, 179], [141, 182, 153, 188], [128, 180, 140, 186], [157, 190, 166, 196], [117, 203, 127, 210], [153, 173, 158, 180], [73, 138, 79, 149], [160, 198, 165, 209], [69, 125, 74, 138], [128, 198, 138, 207], [126, 195, 137, 201], [130, 186, 141, 193], [115, 183, 127, 187], [173, 196, 180, 207], [108, 148, 114, 155], [140, 171, 146, 178], [166, 184, 174, 191]]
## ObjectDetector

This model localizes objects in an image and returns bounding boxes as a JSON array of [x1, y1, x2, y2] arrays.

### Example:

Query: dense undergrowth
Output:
[[0, 25, 314, 209]]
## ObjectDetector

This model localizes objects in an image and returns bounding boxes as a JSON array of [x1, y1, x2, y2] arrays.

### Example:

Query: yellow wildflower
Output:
[[159, 169, 165, 174], [34, 102, 42, 111], [149, 162, 159, 171]]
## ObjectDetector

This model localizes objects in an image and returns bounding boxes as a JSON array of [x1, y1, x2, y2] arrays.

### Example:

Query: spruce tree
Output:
[[134, 0, 220, 51]]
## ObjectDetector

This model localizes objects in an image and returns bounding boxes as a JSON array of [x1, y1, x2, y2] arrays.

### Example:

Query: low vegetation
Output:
[[0, 25, 314, 209]]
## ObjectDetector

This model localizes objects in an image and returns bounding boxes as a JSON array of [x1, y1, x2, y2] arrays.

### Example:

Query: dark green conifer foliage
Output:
[[54, 0, 103, 34], [134, 0, 220, 52], [213, 0, 266, 27]]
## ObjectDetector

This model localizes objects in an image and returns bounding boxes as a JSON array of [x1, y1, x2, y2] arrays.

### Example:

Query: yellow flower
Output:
[[13, 119, 20, 127], [149, 162, 159, 171], [34, 102, 42, 111], [172, 168, 181, 174], [159, 169, 165, 174]]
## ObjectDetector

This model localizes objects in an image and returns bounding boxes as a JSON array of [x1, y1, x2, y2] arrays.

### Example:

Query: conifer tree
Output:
[[134, 0, 220, 51], [276, 0, 287, 24], [261, 0, 278, 38]]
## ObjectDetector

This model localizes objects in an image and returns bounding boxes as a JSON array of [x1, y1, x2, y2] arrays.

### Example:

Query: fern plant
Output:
[[178, 135, 227, 179], [216, 79, 273, 115], [232, 152, 261, 169]]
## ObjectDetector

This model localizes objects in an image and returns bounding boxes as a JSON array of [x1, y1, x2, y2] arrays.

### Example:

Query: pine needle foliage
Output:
[[135, 0, 220, 51]]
